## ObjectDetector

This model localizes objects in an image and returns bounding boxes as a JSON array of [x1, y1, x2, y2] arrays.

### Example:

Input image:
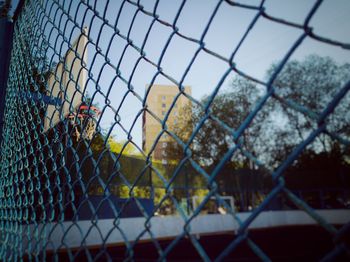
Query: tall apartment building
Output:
[[142, 84, 192, 164]]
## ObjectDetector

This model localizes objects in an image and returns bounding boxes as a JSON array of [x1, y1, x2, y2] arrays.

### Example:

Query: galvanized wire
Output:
[[0, 0, 349, 261]]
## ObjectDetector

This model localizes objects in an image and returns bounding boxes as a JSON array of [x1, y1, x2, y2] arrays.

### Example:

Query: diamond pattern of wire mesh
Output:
[[0, 0, 349, 261]]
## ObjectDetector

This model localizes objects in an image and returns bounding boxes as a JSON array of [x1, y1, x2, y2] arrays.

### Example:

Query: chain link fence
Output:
[[0, 0, 349, 261]]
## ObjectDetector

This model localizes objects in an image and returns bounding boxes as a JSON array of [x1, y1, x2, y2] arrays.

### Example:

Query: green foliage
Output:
[[165, 54, 350, 192], [270, 54, 350, 158], [68, 54, 349, 201], [118, 185, 130, 198], [166, 78, 262, 167], [285, 148, 350, 190], [108, 137, 139, 156]]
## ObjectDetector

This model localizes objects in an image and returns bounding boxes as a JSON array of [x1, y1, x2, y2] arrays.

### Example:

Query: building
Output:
[[44, 27, 88, 131], [142, 84, 192, 164]]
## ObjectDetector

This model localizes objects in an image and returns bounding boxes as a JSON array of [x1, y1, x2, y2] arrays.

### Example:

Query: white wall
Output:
[[44, 28, 88, 131], [22, 209, 350, 252]]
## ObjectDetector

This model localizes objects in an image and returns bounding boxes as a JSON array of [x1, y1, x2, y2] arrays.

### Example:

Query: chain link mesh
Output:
[[0, 0, 349, 261]]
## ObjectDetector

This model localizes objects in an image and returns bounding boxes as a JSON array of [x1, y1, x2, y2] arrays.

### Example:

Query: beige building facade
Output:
[[142, 84, 192, 163]]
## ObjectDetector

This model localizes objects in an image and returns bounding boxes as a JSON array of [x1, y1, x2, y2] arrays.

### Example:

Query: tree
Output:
[[269, 54, 350, 164], [266, 55, 350, 196], [165, 54, 350, 194], [108, 137, 139, 156], [164, 76, 273, 205], [167, 76, 269, 170]]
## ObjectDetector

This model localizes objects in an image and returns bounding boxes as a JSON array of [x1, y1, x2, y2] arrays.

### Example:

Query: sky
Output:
[[12, 0, 350, 148]]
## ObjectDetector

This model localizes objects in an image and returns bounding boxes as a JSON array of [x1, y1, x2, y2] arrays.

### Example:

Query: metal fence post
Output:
[[149, 156, 154, 203], [0, 17, 14, 145]]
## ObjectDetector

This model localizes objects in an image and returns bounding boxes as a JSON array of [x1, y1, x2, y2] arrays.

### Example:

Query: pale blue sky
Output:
[[13, 0, 350, 148]]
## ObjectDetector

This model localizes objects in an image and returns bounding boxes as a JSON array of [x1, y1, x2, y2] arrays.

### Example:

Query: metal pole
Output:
[[149, 156, 154, 204], [185, 167, 191, 215]]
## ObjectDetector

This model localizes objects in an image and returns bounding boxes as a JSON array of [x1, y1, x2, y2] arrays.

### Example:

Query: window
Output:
[[173, 111, 178, 116], [162, 142, 167, 148], [162, 111, 165, 116], [174, 119, 178, 125], [162, 159, 168, 165], [162, 150, 167, 156], [162, 95, 166, 100], [162, 103, 166, 108]]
